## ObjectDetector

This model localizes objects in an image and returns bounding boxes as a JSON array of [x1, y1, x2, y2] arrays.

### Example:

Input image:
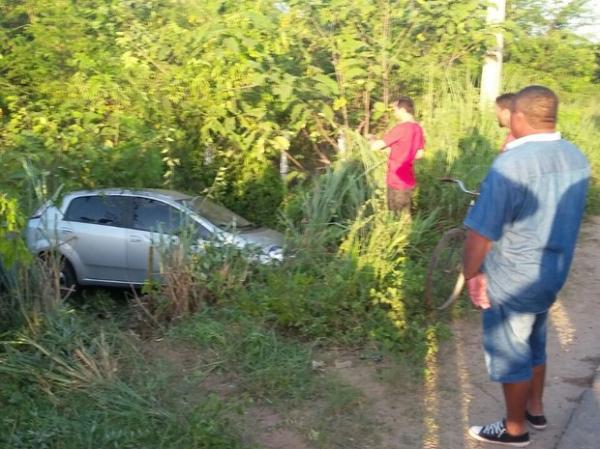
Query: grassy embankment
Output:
[[1, 80, 598, 448]]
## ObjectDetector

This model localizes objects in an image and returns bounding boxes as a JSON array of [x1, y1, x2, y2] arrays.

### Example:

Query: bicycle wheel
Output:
[[424, 228, 466, 311]]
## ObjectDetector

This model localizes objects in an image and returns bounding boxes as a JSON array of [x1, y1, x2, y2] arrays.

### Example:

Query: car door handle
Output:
[[129, 236, 142, 243], [59, 227, 73, 234]]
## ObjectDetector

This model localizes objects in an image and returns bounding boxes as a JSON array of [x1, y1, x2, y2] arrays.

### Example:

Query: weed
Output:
[[0, 372, 248, 449], [131, 237, 252, 332], [307, 378, 378, 449], [175, 310, 317, 402], [0, 309, 120, 394], [1, 257, 69, 335], [0, 307, 250, 449]]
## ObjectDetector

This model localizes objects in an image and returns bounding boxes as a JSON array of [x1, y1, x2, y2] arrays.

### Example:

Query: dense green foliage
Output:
[[1, 0, 599, 446], [1, 1, 597, 217], [505, 0, 599, 91], [0, 0, 488, 222]]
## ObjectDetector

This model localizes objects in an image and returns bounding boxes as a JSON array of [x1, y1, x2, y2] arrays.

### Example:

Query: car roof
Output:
[[64, 188, 194, 203]]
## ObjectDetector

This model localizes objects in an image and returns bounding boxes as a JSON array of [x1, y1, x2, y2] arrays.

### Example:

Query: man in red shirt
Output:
[[496, 93, 515, 151], [369, 96, 425, 214]]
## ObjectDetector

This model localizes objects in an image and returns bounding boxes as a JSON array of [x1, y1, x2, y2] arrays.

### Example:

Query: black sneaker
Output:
[[525, 411, 547, 430], [468, 420, 530, 447]]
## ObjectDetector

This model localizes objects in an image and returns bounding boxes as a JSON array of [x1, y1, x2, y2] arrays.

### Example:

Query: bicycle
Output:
[[424, 178, 479, 311]]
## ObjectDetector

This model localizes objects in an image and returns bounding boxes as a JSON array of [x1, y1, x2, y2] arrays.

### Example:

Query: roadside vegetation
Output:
[[1, 0, 598, 447]]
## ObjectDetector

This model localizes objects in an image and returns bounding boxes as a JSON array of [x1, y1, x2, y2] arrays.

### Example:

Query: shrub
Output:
[[131, 239, 252, 332]]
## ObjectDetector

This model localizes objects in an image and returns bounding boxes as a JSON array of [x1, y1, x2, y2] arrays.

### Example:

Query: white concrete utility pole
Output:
[[279, 150, 289, 179], [480, 0, 506, 106]]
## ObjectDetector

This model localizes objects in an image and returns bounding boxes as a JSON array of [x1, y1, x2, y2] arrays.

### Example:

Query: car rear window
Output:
[[64, 195, 129, 226]]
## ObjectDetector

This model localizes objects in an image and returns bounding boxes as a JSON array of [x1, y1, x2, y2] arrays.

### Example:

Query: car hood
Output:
[[238, 227, 284, 249]]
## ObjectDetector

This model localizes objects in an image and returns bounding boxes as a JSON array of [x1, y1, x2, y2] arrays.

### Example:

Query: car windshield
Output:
[[178, 196, 256, 230]]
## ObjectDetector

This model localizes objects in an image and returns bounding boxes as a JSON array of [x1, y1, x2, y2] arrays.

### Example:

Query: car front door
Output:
[[126, 197, 187, 284], [62, 195, 130, 282]]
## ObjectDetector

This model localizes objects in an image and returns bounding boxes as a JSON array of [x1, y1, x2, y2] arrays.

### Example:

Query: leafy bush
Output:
[[0, 194, 64, 333], [222, 160, 285, 228], [132, 238, 253, 332], [0, 194, 28, 266], [236, 256, 375, 342]]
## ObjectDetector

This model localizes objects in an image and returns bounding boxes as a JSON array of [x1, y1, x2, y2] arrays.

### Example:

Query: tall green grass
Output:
[[0, 306, 249, 449], [417, 76, 498, 224], [559, 94, 600, 213]]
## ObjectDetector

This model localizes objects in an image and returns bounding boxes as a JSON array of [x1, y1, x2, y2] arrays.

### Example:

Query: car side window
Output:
[[64, 195, 128, 226], [132, 198, 184, 234], [196, 223, 212, 240]]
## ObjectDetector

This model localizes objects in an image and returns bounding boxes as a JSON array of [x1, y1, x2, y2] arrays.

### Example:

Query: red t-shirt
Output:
[[382, 122, 425, 189]]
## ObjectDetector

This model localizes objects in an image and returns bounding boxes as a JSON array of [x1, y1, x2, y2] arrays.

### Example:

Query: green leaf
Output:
[[342, 66, 366, 80], [332, 97, 347, 111], [271, 136, 290, 150], [274, 82, 294, 102], [313, 74, 339, 95], [319, 104, 335, 123]]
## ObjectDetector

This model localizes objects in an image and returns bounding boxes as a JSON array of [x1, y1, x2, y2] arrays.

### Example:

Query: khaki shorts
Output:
[[387, 187, 412, 214]]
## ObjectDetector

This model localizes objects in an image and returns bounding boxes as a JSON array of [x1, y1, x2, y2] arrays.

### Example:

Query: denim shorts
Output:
[[482, 304, 548, 383]]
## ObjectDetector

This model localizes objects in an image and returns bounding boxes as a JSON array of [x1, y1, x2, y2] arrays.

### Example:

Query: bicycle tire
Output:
[[424, 228, 466, 311]]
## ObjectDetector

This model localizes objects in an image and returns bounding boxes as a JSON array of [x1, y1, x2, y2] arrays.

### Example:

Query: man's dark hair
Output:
[[394, 96, 414, 114], [513, 85, 558, 129], [495, 93, 515, 110]]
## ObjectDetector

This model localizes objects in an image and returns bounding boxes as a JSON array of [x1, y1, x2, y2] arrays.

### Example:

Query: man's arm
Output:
[[463, 229, 493, 309], [462, 168, 512, 309], [463, 229, 492, 279], [370, 139, 388, 151]]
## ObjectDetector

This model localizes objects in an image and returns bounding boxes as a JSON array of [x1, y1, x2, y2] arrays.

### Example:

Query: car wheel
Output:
[[58, 259, 78, 296]]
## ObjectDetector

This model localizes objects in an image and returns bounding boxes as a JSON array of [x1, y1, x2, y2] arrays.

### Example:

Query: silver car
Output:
[[26, 189, 284, 289]]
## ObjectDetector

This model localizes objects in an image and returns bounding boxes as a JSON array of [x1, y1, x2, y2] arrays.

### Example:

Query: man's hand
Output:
[[466, 272, 491, 309], [370, 138, 387, 151]]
